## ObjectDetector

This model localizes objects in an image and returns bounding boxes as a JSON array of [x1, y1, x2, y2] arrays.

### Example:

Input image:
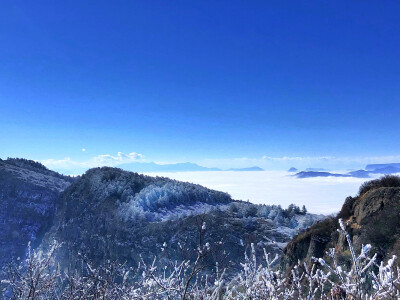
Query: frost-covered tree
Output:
[[3, 219, 399, 299], [1, 241, 62, 299]]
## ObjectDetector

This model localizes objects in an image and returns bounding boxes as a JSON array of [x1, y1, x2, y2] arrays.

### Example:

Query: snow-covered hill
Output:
[[0, 158, 74, 268], [0, 159, 323, 277]]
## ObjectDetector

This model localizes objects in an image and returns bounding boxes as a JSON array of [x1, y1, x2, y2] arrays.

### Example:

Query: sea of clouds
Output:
[[144, 171, 380, 215]]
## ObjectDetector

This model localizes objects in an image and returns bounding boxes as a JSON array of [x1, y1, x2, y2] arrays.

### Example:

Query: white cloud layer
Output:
[[145, 171, 380, 214], [40, 152, 397, 214]]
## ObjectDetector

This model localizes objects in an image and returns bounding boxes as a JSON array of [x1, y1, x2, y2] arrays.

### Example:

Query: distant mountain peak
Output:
[[118, 161, 220, 173], [227, 166, 264, 171], [305, 168, 326, 172], [365, 163, 400, 171], [294, 171, 349, 178]]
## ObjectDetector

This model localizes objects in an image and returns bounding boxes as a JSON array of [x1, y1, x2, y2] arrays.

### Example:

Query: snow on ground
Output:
[[143, 171, 381, 214], [156, 203, 230, 222], [3, 162, 71, 192]]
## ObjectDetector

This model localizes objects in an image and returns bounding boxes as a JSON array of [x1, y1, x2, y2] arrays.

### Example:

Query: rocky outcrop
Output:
[[282, 175, 400, 271]]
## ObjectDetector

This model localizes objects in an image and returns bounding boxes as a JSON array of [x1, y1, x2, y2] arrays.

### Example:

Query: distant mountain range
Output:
[[119, 161, 221, 172], [119, 162, 264, 173], [293, 163, 400, 179], [227, 166, 264, 171], [295, 171, 350, 179], [54, 162, 267, 175], [365, 163, 400, 171], [116, 161, 400, 178], [305, 168, 326, 171]]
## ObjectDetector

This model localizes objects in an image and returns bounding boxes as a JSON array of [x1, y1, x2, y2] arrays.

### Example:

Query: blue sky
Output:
[[0, 1, 399, 171]]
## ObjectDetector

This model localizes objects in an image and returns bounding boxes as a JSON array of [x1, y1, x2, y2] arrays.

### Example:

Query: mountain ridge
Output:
[[0, 158, 323, 278], [0, 158, 74, 267]]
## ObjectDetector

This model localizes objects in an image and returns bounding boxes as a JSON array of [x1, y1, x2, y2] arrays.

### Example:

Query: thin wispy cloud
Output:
[[42, 152, 144, 171]]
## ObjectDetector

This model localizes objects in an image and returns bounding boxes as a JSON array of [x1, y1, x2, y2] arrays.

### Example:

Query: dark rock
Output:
[[282, 175, 400, 271]]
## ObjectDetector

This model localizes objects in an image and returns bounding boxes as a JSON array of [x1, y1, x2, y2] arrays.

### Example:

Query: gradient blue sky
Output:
[[0, 1, 399, 170]]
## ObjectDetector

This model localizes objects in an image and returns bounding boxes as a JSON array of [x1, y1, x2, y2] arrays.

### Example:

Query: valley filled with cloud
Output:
[[146, 171, 378, 214]]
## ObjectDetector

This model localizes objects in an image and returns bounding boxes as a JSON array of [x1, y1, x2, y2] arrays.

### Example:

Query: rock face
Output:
[[281, 175, 400, 271], [0, 158, 74, 267]]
